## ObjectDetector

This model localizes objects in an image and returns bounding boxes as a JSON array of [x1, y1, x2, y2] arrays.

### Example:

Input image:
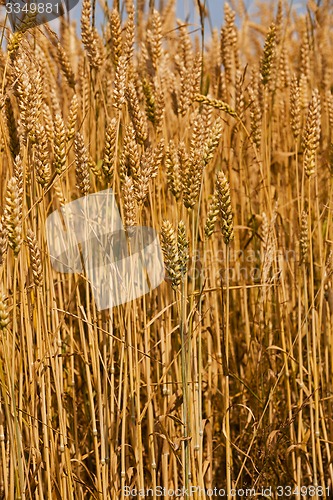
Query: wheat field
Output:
[[0, 0, 333, 498]]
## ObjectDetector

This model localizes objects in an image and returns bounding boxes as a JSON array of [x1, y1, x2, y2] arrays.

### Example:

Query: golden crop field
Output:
[[0, 0, 333, 498]]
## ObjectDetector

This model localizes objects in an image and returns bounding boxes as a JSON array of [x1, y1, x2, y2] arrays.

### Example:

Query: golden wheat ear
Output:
[[26, 229, 43, 288], [160, 220, 181, 289], [216, 171, 234, 245], [4, 177, 22, 257]]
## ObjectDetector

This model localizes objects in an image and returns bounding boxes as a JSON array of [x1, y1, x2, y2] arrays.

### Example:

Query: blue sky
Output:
[[175, 0, 307, 34], [51, 0, 307, 35]]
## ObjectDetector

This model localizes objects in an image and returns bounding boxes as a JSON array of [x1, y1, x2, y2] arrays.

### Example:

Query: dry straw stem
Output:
[[261, 210, 276, 289], [216, 171, 234, 245], [326, 249, 333, 279], [329, 142, 333, 176], [154, 87, 165, 132], [177, 220, 189, 277], [13, 155, 24, 206], [326, 89, 333, 131], [300, 210, 309, 264]]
